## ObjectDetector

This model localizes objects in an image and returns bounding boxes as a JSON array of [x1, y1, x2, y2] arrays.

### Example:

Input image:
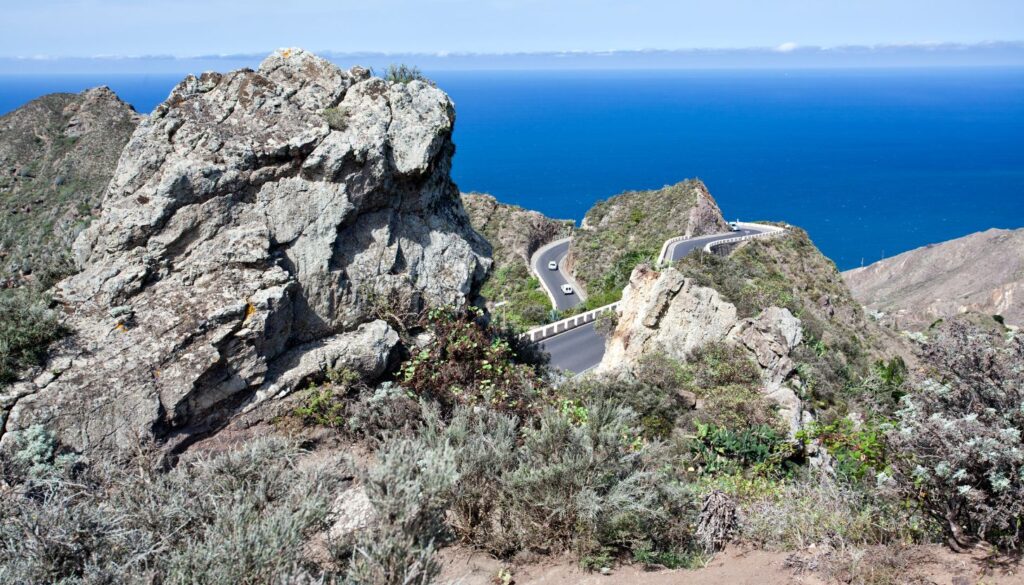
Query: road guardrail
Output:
[[522, 302, 620, 343], [702, 222, 786, 253]]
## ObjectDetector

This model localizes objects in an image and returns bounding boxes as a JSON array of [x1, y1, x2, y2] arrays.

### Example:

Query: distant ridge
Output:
[[5, 41, 1024, 74]]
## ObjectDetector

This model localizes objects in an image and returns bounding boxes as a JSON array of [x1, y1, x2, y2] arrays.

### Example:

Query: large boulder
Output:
[[0, 48, 491, 454], [597, 266, 806, 434]]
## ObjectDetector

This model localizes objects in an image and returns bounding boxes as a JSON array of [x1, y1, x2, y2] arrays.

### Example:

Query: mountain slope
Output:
[[843, 228, 1024, 329], [0, 87, 140, 284]]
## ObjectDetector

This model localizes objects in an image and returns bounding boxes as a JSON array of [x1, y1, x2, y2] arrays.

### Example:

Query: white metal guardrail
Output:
[[657, 234, 690, 265], [523, 302, 620, 343], [702, 222, 786, 253]]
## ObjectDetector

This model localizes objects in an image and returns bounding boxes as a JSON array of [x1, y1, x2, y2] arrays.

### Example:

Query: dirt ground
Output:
[[437, 544, 1023, 585]]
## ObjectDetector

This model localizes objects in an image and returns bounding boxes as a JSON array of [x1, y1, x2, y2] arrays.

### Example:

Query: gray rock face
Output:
[[597, 266, 806, 434], [0, 48, 491, 454]]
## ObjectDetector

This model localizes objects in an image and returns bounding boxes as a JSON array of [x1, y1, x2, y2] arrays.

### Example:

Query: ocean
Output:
[[2, 68, 1022, 270]]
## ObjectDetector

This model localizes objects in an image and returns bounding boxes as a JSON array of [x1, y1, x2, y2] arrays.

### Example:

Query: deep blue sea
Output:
[[2, 68, 1023, 270]]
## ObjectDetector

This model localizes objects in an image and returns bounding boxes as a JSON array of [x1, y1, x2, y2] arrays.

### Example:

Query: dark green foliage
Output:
[[482, 263, 551, 329], [400, 305, 546, 416], [0, 286, 67, 385], [688, 422, 797, 476], [581, 249, 657, 309], [798, 418, 888, 481]]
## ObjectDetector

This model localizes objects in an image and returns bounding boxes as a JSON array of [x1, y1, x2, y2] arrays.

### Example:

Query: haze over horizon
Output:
[[3, 0, 1022, 63]]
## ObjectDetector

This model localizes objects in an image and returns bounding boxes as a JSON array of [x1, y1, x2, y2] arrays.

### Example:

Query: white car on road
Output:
[[729, 221, 741, 232], [560, 284, 574, 295], [547, 260, 558, 270]]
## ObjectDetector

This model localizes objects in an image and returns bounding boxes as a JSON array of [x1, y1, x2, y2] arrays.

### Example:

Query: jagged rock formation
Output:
[[0, 87, 140, 284], [565, 179, 729, 294], [844, 228, 1024, 329], [598, 265, 806, 434], [0, 48, 491, 454]]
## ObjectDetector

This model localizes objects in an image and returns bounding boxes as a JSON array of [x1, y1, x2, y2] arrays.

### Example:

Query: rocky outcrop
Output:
[[844, 228, 1024, 329], [598, 266, 806, 434], [565, 179, 729, 293], [597, 267, 738, 371], [0, 87, 140, 284], [0, 48, 491, 454]]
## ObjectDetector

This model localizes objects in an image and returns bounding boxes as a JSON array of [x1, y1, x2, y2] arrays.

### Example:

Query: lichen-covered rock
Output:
[[597, 265, 806, 434], [596, 266, 738, 374], [0, 48, 491, 454]]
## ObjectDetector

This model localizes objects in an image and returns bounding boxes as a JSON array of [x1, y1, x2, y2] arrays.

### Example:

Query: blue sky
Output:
[[2, 0, 1022, 58]]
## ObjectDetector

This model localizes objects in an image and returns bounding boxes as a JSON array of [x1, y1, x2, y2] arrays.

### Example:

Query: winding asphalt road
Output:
[[534, 226, 770, 374]]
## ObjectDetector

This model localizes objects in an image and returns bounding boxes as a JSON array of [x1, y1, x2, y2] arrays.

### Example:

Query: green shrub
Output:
[[388, 400, 699, 566], [384, 64, 432, 85], [680, 342, 762, 393], [346, 434, 457, 584], [798, 418, 888, 482], [687, 422, 796, 477], [399, 306, 546, 416], [884, 317, 1024, 551], [0, 286, 67, 385], [740, 473, 937, 551]]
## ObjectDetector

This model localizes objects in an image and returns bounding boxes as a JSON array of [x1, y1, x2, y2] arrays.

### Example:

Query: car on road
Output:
[[729, 221, 741, 231], [560, 284, 574, 295], [547, 260, 558, 270]]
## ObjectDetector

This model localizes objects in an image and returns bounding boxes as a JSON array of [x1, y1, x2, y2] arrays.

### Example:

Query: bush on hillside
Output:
[[381, 401, 700, 567], [385, 64, 433, 85], [0, 431, 345, 583], [0, 286, 67, 385], [400, 306, 547, 416], [884, 318, 1023, 551]]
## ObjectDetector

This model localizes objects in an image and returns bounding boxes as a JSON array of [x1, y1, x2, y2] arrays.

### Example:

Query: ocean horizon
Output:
[[2, 67, 1022, 270]]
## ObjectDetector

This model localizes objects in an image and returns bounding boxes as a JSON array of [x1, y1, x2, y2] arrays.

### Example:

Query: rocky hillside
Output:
[[0, 88, 140, 285], [599, 226, 898, 433], [565, 179, 728, 306], [843, 227, 1024, 329], [0, 48, 491, 455], [462, 192, 573, 326]]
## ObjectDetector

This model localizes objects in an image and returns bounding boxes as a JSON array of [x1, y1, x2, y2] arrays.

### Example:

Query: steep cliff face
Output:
[[0, 87, 140, 284], [843, 228, 1024, 329], [564, 179, 728, 302], [597, 265, 806, 433], [0, 49, 491, 454]]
